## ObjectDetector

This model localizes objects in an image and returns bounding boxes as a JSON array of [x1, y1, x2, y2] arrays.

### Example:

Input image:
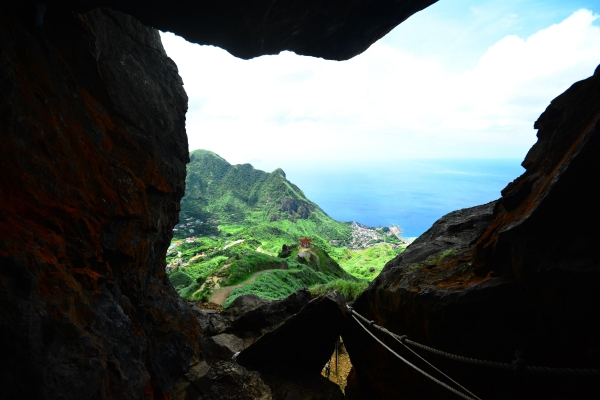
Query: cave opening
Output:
[[1, 1, 600, 399]]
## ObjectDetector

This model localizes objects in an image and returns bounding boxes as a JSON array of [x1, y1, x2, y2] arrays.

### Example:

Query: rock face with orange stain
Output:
[[3, 1, 600, 399], [0, 6, 201, 399], [0, 1, 448, 399], [345, 67, 600, 399]]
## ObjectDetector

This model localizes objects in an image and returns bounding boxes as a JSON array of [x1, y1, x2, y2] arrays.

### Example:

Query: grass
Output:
[[175, 149, 353, 249], [223, 266, 335, 308], [168, 149, 407, 304], [221, 252, 287, 286], [309, 279, 369, 301], [168, 255, 228, 299], [335, 244, 405, 280]]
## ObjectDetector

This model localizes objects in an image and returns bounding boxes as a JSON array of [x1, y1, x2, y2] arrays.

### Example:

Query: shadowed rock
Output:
[[46, 0, 439, 60], [192, 289, 313, 341], [390, 200, 496, 266], [202, 333, 246, 361], [192, 290, 312, 362], [223, 289, 313, 338], [345, 67, 600, 399], [237, 291, 348, 375], [3, 0, 600, 398], [0, 7, 198, 400]]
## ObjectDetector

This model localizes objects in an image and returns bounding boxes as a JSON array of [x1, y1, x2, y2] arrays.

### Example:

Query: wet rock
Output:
[[237, 291, 348, 376]]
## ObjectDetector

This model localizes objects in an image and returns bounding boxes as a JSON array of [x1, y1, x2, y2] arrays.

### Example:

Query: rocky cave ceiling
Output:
[[48, 0, 438, 60]]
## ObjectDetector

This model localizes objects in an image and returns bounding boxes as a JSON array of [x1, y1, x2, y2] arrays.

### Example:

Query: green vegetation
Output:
[[167, 149, 408, 306], [428, 248, 459, 264], [175, 149, 352, 249], [222, 253, 287, 286], [334, 244, 405, 280], [309, 279, 369, 302], [223, 266, 334, 308]]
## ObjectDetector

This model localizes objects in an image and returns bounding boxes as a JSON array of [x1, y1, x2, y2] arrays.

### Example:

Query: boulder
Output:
[[181, 360, 273, 399], [345, 67, 600, 399], [391, 200, 496, 266], [222, 289, 313, 338], [202, 333, 245, 361], [190, 305, 232, 336], [236, 291, 348, 376]]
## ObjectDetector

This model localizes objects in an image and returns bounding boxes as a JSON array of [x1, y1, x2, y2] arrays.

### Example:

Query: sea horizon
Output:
[[280, 158, 525, 238]]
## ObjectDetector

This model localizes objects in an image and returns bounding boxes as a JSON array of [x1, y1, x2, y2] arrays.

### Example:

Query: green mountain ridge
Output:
[[178, 149, 354, 253], [168, 149, 406, 306]]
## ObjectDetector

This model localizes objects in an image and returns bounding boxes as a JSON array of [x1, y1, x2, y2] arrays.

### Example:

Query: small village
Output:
[[331, 222, 406, 250], [172, 217, 219, 235]]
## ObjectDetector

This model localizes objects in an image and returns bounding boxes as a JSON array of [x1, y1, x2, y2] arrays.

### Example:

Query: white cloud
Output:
[[160, 8, 600, 170]]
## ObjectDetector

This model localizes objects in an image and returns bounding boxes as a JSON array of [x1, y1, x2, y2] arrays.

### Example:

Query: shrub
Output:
[[309, 279, 368, 301], [169, 271, 192, 289], [179, 281, 201, 299], [223, 266, 334, 308], [221, 253, 286, 286]]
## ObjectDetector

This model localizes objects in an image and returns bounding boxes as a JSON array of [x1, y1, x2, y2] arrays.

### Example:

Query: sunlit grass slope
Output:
[[334, 244, 404, 280], [169, 149, 405, 305]]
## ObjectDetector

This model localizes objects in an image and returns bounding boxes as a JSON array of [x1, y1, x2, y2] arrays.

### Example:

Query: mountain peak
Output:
[[272, 168, 286, 178], [189, 149, 228, 163]]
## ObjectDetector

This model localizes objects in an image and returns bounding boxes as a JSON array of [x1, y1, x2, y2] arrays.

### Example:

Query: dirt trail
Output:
[[209, 270, 269, 305]]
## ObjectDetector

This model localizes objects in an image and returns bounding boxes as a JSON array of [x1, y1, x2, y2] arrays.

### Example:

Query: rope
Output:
[[403, 339, 512, 370], [349, 308, 600, 377], [350, 313, 478, 400], [390, 329, 481, 399], [404, 338, 600, 376]]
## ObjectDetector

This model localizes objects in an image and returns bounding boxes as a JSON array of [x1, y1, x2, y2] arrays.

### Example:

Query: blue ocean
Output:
[[283, 159, 524, 238]]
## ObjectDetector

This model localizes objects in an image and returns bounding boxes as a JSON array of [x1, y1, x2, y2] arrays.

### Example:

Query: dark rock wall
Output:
[[475, 67, 600, 282], [1, 1, 441, 398], [48, 0, 438, 60], [345, 68, 600, 399], [3, 0, 600, 399], [0, 6, 201, 399]]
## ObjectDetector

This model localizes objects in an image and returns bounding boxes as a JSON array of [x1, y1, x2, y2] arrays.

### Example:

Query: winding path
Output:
[[209, 270, 270, 305]]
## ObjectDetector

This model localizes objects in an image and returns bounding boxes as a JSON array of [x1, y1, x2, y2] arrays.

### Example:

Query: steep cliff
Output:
[[3, 1, 600, 399], [0, 1, 438, 399], [345, 68, 600, 399], [0, 6, 199, 399]]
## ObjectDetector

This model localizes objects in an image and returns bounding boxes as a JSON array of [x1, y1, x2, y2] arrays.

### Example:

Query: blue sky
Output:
[[160, 0, 600, 172]]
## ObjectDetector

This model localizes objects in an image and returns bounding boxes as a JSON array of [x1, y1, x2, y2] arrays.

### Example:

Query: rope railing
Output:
[[350, 313, 479, 400], [348, 307, 600, 378]]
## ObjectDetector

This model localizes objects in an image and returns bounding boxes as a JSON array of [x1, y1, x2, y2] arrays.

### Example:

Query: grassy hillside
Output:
[[167, 239, 358, 305], [168, 149, 405, 306], [178, 150, 351, 248], [334, 244, 401, 280]]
